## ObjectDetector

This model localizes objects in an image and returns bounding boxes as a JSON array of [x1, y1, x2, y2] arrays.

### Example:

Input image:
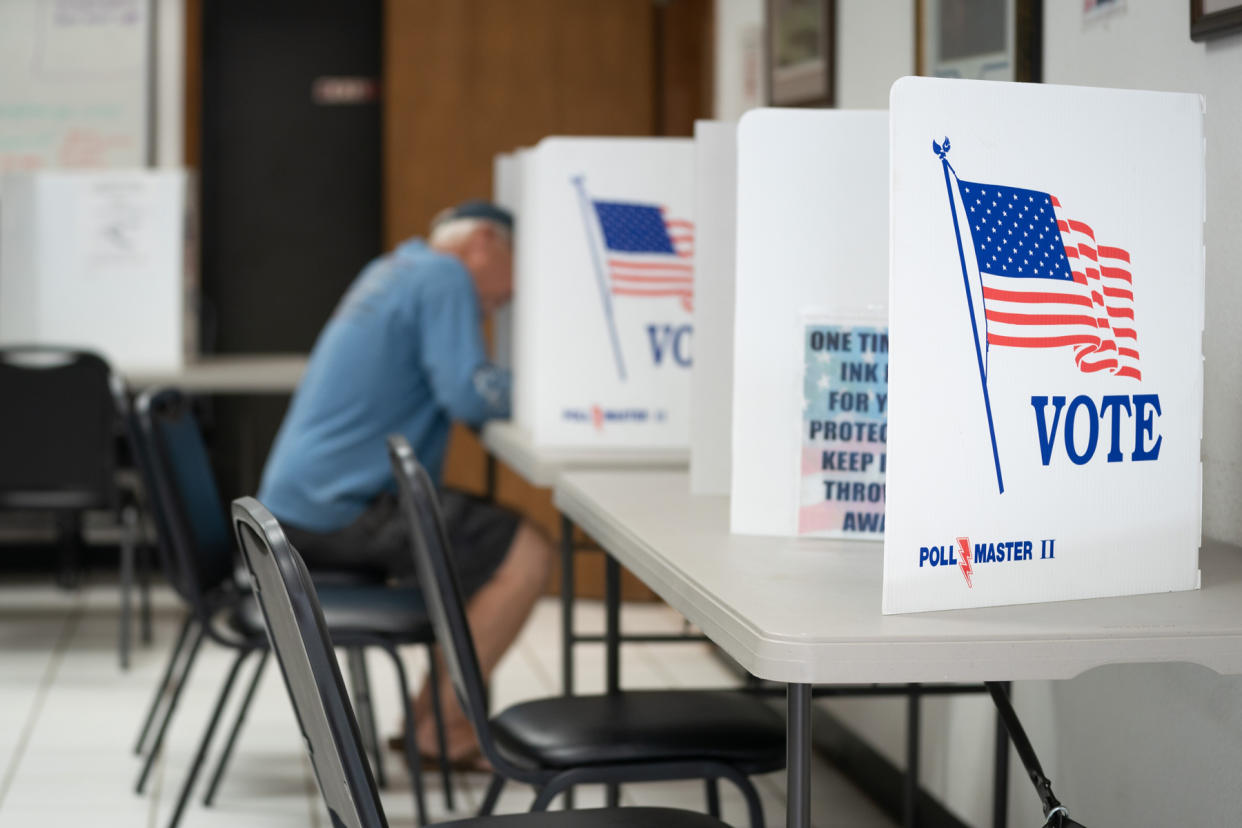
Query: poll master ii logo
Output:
[[919, 536, 1059, 588], [933, 138, 1161, 495], [571, 176, 694, 381]]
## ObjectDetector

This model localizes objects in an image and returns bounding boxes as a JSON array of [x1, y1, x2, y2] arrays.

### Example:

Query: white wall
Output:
[[713, 0, 764, 119], [835, 0, 913, 108], [714, 1, 1242, 825], [155, 0, 185, 168]]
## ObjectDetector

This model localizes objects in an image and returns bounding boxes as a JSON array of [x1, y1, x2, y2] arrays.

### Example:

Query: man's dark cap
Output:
[[444, 199, 513, 232]]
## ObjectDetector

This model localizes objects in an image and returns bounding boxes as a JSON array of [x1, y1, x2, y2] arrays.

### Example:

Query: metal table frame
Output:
[[479, 427, 1012, 827], [553, 469, 1241, 828], [571, 510, 1010, 828]]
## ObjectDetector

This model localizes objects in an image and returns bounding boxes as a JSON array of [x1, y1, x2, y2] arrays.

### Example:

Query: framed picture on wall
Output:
[[1191, 0, 1242, 40], [766, 0, 835, 106], [916, 0, 1041, 83]]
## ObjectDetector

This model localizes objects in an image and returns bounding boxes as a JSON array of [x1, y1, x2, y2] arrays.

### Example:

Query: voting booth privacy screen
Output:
[[730, 109, 889, 538], [513, 137, 695, 449], [0, 169, 197, 372], [884, 78, 1204, 614], [491, 151, 522, 370], [689, 121, 737, 495]]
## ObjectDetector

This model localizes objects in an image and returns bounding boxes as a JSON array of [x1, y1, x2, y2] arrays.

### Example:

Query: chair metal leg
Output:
[[381, 643, 428, 826], [136, 626, 205, 793], [347, 648, 386, 789], [478, 773, 505, 816], [202, 649, 270, 806], [134, 615, 197, 755], [425, 642, 454, 810], [706, 777, 721, 817], [726, 770, 765, 828], [165, 649, 252, 828], [530, 783, 558, 812], [55, 511, 82, 589], [139, 541, 153, 644], [118, 505, 137, 669]]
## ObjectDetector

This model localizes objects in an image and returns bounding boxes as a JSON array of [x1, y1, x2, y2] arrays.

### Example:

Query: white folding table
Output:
[[124, 353, 309, 393], [554, 468, 1242, 828], [482, 421, 687, 488]]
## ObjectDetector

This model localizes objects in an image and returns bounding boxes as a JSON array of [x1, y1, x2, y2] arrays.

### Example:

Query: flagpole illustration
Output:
[[571, 174, 627, 381], [935, 138, 1004, 494]]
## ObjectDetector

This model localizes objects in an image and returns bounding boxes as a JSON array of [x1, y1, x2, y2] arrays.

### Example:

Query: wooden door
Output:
[[386, 0, 713, 597]]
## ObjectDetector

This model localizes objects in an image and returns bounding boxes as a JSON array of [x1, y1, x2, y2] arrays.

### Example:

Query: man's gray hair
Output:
[[429, 209, 512, 247]]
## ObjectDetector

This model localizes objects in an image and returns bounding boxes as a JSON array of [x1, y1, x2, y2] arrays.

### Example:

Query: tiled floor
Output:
[[0, 578, 897, 828]]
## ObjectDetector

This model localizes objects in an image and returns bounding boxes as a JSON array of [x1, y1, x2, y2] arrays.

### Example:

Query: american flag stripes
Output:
[[591, 200, 695, 312], [956, 178, 1141, 380]]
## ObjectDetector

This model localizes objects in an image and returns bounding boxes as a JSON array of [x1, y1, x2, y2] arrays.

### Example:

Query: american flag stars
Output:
[[959, 180, 1075, 282]]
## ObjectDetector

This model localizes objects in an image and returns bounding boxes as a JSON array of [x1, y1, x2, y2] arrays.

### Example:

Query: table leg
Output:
[[604, 554, 621, 695], [604, 553, 622, 806], [560, 514, 575, 697], [905, 683, 921, 828], [787, 683, 812, 828], [992, 682, 1011, 828], [559, 513, 576, 810]]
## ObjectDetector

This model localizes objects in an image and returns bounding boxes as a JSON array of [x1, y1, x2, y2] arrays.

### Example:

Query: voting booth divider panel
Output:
[[729, 109, 890, 539], [884, 77, 1204, 613], [689, 120, 738, 497], [513, 137, 696, 451]]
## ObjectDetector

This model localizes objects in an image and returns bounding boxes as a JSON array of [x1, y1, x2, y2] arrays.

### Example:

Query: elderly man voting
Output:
[[259, 200, 553, 768]]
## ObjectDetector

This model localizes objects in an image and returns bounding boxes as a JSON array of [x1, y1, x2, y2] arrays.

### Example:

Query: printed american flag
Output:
[[957, 179, 1140, 380], [592, 200, 694, 312]]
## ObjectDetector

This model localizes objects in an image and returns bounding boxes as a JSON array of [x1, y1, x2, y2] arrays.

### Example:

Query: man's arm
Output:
[[416, 269, 512, 427]]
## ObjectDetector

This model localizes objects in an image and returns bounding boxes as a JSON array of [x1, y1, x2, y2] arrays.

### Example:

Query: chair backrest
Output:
[[0, 346, 122, 508], [387, 435, 504, 766], [231, 496, 387, 828], [120, 395, 179, 588], [134, 387, 236, 608]]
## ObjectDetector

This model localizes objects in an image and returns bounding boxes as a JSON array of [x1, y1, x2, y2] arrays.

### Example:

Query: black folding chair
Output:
[[131, 388, 453, 828], [0, 345, 150, 668], [232, 494, 732, 828], [388, 435, 785, 827]]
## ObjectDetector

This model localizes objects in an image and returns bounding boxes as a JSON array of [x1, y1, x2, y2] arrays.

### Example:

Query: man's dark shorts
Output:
[[283, 490, 520, 597]]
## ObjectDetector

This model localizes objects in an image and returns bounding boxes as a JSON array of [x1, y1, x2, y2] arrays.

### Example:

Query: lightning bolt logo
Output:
[[956, 537, 974, 588]]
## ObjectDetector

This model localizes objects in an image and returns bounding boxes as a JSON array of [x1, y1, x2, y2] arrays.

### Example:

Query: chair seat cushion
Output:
[[439, 807, 730, 828], [490, 690, 785, 772], [230, 584, 431, 641]]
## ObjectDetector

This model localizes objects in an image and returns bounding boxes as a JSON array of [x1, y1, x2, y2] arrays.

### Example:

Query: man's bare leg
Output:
[[410, 520, 554, 759]]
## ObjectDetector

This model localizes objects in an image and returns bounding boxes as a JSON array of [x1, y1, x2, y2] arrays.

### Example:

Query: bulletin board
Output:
[[0, 0, 150, 172]]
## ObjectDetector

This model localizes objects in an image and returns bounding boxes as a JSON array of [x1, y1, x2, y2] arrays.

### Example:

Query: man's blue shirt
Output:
[[258, 239, 511, 532]]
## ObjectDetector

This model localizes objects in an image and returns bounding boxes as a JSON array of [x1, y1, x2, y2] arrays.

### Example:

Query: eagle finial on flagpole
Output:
[[932, 137, 951, 160]]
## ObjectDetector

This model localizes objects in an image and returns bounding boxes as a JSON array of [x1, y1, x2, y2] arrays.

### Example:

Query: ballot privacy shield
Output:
[[730, 109, 889, 537], [884, 77, 1204, 613], [512, 137, 695, 449]]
